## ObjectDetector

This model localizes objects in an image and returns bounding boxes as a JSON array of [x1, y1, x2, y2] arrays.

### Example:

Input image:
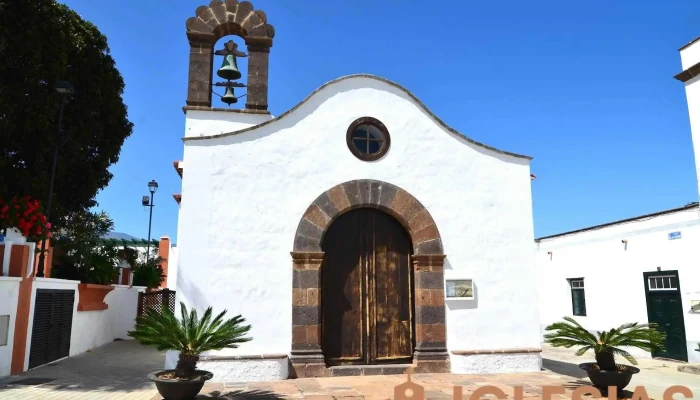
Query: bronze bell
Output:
[[221, 86, 237, 105], [217, 53, 242, 81]]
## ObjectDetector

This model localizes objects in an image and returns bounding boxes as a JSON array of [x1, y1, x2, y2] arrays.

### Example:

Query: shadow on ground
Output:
[[543, 358, 588, 379], [0, 340, 165, 393], [193, 389, 286, 399]]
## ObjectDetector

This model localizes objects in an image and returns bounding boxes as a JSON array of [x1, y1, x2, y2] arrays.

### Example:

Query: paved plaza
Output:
[[0, 340, 165, 400], [0, 340, 697, 399]]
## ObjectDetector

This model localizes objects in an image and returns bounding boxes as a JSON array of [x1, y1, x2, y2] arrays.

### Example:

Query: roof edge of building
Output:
[[535, 202, 699, 242]]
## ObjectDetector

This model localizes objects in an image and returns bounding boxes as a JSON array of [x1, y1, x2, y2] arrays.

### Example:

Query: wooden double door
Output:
[[321, 208, 414, 365]]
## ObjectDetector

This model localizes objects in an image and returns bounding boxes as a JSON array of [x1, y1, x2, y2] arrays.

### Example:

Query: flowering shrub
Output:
[[0, 196, 52, 242]]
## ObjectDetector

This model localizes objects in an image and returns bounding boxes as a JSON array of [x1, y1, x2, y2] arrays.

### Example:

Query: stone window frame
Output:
[[290, 179, 449, 377], [346, 117, 391, 161]]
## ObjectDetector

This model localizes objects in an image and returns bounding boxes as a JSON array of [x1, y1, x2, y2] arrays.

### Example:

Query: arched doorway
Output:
[[290, 179, 449, 377], [322, 208, 414, 366]]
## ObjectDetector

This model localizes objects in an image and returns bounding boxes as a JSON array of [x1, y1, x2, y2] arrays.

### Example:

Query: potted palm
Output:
[[544, 317, 666, 391], [128, 302, 252, 400]]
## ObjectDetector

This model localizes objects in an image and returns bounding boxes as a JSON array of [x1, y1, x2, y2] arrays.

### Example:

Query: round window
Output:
[[346, 117, 390, 161]]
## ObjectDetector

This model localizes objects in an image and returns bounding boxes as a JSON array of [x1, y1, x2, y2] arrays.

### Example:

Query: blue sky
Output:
[[62, 0, 700, 241]]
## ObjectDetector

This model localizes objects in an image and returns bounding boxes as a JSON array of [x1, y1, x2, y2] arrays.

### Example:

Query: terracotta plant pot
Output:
[[579, 363, 640, 391], [147, 370, 213, 400]]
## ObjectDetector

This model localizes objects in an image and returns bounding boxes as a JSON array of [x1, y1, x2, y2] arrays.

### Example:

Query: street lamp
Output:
[[37, 80, 75, 278], [144, 180, 158, 263]]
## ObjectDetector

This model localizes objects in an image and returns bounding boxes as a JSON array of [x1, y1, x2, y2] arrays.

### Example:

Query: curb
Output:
[[677, 364, 700, 375]]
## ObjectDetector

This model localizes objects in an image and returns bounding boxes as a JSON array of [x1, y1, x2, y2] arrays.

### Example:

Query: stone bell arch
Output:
[[185, 0, 275, 111]]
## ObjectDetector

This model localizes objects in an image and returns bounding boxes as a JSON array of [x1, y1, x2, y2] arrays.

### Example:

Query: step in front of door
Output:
[[327, 364, 413, 377]]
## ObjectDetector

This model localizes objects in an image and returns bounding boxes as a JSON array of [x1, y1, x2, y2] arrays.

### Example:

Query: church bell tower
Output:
[[184, 0, 275, 112]]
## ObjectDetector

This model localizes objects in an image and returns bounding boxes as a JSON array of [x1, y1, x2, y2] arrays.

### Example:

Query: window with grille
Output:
[[346, 117, 390, 161], [648, 275, 678, 291], [569, 278, 587, 316]]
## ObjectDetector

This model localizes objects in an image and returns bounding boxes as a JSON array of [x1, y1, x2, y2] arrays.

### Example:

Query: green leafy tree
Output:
[[544, 317, 666, 371], [51, 209, 119, 284], [0, 0, 133, 230], [128, 302, 252, 379], [125, 246, 166, 289]]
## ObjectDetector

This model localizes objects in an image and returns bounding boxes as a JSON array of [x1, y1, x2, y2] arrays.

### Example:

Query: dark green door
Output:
[[643, 271, 687, 362]]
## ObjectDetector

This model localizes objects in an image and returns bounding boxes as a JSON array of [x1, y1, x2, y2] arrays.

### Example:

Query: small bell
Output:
[[217, 53, 241, 81], [221, 86, 237, 105]]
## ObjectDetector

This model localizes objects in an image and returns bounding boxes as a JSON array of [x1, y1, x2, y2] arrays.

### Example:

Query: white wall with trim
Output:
[[536, 206, 700, 363], [0, 277, 21, 377]]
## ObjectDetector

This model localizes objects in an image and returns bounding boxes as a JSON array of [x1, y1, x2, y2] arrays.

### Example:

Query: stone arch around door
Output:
[[290, 179, 449, 378]]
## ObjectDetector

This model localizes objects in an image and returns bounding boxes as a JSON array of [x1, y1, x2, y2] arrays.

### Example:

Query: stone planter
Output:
[[579, 362, 640, 391], [77, 283, 115, 311], [4, 227, 27, 244], [148, 370, 212, 400]]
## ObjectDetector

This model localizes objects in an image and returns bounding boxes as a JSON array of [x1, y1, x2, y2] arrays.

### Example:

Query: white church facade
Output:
[[169, 1, 542, 381], [537, 37, 700, 364]]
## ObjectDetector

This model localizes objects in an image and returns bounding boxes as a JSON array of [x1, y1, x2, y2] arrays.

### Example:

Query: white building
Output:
[[536, 203, 700, 363], [536, 36, 700, 364], [169, 0, 542, 381]]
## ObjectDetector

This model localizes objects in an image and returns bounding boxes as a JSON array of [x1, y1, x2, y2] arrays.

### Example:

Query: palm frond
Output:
[[544, 317, 598, 351], [544, 317, 667, 366], [611, 348, 638, 365], [128, 302, 252, 356]]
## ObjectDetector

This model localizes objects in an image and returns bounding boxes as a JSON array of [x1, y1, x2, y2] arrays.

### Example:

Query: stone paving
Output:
[[0, 339, 165, 399], [541, 344, 700, 400], [189, 371, 588, 400], [1, 340, 695, 399]]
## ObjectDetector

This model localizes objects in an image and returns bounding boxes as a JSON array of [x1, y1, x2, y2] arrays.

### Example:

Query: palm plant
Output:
[[544, 317, 666, 371], [128, 302, 252, 379]]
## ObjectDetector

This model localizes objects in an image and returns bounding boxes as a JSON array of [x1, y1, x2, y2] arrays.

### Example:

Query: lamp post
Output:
[[37, 81, 75, 278], [143, 180, 158, 263]]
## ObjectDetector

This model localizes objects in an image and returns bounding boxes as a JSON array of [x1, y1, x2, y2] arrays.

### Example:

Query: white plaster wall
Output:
[[167, 246, 178, 290], [23, 280, 143, 369], [70, 308, 111, 356], [70, 286, 143, 355], [451, 353, 542, 374], [164, 351, 288, 382], [679, 41, 700, 202], [107, 286, 144, 340], [176, 76, 540, 366], [536, 206, 700, 363], [682, 74, 700, 202], [0, 277, 21, 377], [185, 110, 273, 138], [25, 278, 80, 370], [1, 242, 10, 276], [680, 40, 700, 71]]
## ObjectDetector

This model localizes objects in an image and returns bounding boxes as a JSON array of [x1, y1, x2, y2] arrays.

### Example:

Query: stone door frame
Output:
[[290, 179, 449, 377]]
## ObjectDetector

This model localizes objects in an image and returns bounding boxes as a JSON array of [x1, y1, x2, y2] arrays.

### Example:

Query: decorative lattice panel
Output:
[[138, 289, 176, 317]]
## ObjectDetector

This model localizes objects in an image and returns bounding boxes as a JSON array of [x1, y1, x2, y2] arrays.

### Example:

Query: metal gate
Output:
[[28, 289, 75, 369]]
